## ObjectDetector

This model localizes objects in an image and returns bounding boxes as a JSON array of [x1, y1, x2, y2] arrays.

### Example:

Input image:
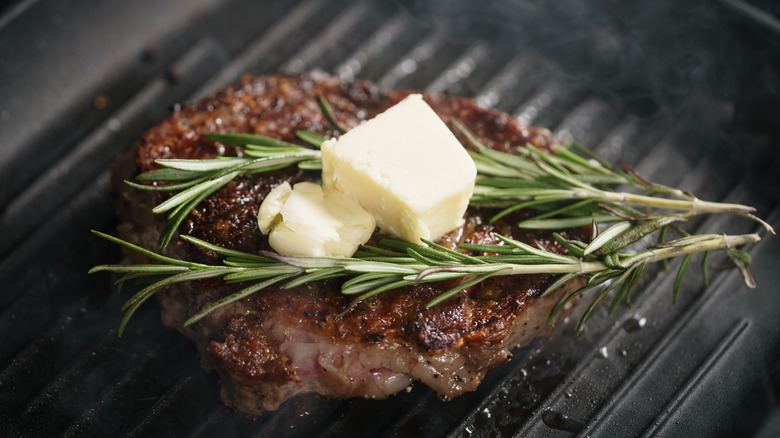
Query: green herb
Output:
[[454, 120, 774, 236], [90, 230, 761, 336], [129, 93, 352, 250], [127, 131, 323, 250], [316, 94, 348, 134]]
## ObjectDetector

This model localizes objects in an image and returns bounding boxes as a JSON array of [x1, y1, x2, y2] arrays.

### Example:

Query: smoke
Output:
[[398, 0, 780, 196]]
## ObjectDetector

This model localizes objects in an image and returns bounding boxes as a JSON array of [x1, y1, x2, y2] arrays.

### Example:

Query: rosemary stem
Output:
[[575, 190, 774, 234], [630, 233, 761, 266], [503, 262, 606, 275], [471, 233, 761, 278], [578, 190, 748, 213]]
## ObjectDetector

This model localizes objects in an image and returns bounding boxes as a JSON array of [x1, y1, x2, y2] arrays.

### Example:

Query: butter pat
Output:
[[321, 94, 476, 244], [258, 182, 376, 257]]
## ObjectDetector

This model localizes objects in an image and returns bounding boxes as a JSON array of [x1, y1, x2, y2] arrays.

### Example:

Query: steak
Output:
[[112, 71, 586, 416]]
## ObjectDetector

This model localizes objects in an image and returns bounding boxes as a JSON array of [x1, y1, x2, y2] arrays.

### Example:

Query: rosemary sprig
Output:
[[454, 119, 775, 235], [130, 94, 351, 250], [90, 230, 761, 336], [128, 131, 323, 250]]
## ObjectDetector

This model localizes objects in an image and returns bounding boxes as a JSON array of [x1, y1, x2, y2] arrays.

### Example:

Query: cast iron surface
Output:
[[1, 0, 778, 436]]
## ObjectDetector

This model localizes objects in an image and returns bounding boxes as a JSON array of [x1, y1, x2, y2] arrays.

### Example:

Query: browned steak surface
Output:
[[112, 71, 584, 416]]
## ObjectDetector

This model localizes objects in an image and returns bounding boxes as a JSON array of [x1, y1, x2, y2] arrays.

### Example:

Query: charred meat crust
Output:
[[113, 71, 584, 416]]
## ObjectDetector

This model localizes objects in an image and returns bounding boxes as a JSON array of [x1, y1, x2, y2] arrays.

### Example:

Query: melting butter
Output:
[[257, 181, 375, 257], [321, 93, 476, 244]]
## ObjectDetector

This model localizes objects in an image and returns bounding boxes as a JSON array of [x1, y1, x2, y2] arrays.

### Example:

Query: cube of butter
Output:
[[257, 181, 376, 257], [321, 94, 476, 244]]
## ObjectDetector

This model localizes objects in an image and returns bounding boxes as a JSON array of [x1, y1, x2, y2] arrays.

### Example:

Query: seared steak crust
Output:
[[113, 71, 584, 416]]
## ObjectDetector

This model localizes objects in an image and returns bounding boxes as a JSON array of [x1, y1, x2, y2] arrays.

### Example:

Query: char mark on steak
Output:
[[112, 71, 585, 417]]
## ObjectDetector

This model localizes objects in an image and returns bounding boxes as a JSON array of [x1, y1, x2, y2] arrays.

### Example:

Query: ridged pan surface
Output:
[[0, 0, 778, 436]]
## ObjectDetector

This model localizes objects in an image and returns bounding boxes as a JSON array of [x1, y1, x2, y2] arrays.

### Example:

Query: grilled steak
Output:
[[112, 71, 586, 416]]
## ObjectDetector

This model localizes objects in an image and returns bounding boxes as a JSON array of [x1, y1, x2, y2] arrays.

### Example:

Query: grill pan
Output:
[[1, 0, 779, 436]]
